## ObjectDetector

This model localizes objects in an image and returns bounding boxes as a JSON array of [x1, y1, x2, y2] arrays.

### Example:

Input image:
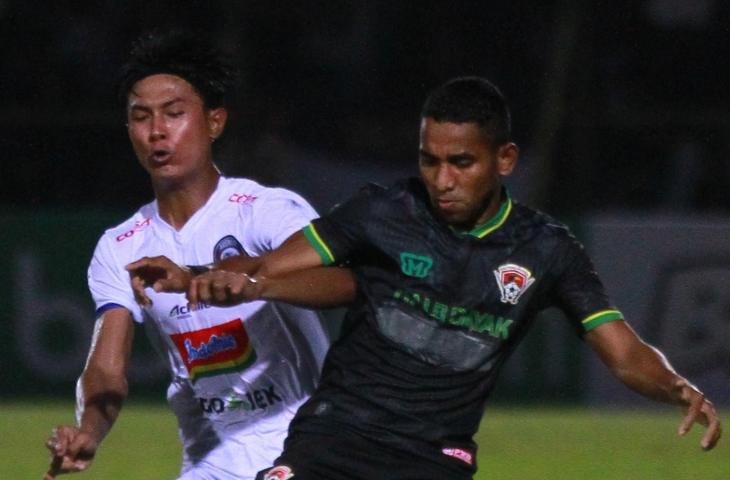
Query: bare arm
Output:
[[45, 307, 134, 478], [187, 232, 356, 308], [126, 232, 320, 304], [585, 320, 721, 450]]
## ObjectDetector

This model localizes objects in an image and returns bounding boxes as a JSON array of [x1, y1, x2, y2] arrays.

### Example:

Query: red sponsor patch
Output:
[[442, 446, 474, 466], [170, 319, 256, 382]]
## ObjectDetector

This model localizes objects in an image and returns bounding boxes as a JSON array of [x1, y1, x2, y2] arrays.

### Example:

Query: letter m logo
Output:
[[399, 252, 433, 278]]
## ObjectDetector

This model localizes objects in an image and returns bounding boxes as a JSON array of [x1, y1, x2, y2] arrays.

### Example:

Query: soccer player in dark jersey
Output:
[[132, 77, 721, 480]]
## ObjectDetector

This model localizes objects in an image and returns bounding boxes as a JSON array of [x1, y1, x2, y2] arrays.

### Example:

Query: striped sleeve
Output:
[[300, 186, 377, 265], [580, 309, 624, 332], [303, 223, 337, 265]]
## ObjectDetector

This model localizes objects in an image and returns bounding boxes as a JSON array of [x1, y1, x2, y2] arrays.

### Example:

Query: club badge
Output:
[[263, 465, 295, 480], [494, 263, 535, 305], [213, 235, 247, 261]]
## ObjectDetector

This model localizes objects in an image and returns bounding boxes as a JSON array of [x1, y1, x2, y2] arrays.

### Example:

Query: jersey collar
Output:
[[465, 187, 512, 238]]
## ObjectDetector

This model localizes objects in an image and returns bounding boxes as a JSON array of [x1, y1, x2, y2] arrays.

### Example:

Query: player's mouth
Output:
[[436, 198, 460, 211], [148, 149, 172, 164]]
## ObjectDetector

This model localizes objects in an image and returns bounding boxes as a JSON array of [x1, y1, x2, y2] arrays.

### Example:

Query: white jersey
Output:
[[87, 177, 330, 480]]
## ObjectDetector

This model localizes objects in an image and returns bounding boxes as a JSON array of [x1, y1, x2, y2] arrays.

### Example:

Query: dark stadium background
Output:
[[1, 1, 728, 405]]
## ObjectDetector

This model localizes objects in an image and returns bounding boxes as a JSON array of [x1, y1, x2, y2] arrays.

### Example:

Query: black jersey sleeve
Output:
[[302, 184, 379, 265], [552, 234, 623, 334]]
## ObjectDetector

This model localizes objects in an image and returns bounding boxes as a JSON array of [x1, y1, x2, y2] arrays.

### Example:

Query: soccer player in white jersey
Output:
[[44, 30, 354, 480]]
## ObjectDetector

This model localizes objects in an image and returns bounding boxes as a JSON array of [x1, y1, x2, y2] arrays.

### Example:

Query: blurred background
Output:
[[1, 0, 728, 407]]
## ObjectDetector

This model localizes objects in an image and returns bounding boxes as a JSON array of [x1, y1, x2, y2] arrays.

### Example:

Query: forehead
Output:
[[419, 117, 491, 150], [127, 73, 202, 107]]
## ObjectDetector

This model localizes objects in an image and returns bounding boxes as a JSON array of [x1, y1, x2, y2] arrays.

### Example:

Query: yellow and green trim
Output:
[[581, 309, 623, 332], [303, 224, 336, 265], [469, 195, 512, 238]]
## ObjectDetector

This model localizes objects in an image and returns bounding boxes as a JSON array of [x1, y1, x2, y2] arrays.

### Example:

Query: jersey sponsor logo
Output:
[[399, 252, 433, 278], [228, 193, 258, 204], [263, 465, 295, 480], [115, 218, 152, 242], [170, 319, 257, 382], [442, 446, 474, 466], [169, 301, 211, 319], [393, 289, 514, 339], [213, 234, 247, 261], [494, 263, 535, 305], [199, 386, 283, 414]]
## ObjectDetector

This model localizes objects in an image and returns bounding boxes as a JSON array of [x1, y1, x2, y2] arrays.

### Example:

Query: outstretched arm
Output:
[[187, 232, 355, 308], [45, 308, 134, 478], [585, 320, 721, 450], [126, 231, 356, 308]]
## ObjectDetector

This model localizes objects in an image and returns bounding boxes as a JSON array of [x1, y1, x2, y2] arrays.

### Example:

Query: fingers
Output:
[[43, 454, 61, 480], [187, 271, 257, 307], [675, 380, 723, 450], [699, 400, 722, 450], [678, 390, 703, 436], [126, 256, 191, 303], [45, 426, 84, 478], [124, 256, 153, 272], [46, 426, 73, 457], [131, 273, 152, 306]]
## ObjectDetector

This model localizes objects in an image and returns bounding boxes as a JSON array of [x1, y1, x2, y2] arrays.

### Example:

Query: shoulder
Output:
[[99, 201, 156, 246], [507, 202, 582, 252], [350, 178, 417, 210], [220, 176, 316, 215], [92, 201, 156, 266]]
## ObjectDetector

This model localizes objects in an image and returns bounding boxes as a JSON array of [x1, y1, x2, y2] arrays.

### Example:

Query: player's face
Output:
[[419, 118, 517, 229], [126, 74, 226, 185]]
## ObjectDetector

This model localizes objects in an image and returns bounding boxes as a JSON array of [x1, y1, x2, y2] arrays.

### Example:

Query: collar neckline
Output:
[[451, 187, 512, 238]]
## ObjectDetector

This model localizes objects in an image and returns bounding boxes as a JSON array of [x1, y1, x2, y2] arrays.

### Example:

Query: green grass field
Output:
[[3, 399, 727, 479]]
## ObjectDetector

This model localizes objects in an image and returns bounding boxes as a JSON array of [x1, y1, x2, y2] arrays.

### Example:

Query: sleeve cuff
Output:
[[581, 309, 623, 332], [302, 224, 336, 265]]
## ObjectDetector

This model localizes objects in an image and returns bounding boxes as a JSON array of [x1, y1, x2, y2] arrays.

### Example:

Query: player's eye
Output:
[[419, 154, 437, 167], [130, 113, 150, 122], [451, 157, 474, 168], [167, 110, 184, 118]]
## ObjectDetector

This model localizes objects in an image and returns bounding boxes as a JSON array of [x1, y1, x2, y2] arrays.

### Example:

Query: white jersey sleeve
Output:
[[246, 187, 318, 252], [88, 234, 143, 322]]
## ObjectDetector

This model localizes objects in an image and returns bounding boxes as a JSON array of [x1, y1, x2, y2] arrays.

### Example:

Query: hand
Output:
[[188, 270, 261, 308], [126, 256, 193, 306], [44, 426, 98, 479], [674, 379, 722, 450]]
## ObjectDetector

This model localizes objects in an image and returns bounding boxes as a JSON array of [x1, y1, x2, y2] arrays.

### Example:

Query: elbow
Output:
[[79, 364, 130, 399]]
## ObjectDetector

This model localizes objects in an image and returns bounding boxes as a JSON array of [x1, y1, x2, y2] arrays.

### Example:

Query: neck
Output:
[[153, 167, 220, 230], [472, 186, 504, 228]]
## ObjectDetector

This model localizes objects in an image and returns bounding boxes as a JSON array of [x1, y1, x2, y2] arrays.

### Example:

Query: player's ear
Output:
[[207, 107, 228, 141], [496, 142, 518, 177]]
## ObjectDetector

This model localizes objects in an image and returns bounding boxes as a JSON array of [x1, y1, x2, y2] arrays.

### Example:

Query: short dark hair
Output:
[[118, 29, 237, 109], [421, 76, 511, 147]]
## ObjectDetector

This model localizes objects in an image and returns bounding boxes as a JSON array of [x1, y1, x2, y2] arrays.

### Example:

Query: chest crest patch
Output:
[[494, 263, 536, 305], [214, 235, 247, 261]]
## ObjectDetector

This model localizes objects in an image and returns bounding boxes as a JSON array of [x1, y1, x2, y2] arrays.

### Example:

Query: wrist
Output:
[[184, 264, 214, 276], [245, 273, 267, 300]]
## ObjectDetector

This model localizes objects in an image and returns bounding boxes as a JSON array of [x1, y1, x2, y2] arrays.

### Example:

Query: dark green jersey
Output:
[[294, 178, 622, 471]]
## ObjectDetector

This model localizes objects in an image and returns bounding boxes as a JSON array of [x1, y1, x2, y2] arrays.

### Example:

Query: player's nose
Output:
[[148, 114, 167, 141], [435, 164, 456, 191]]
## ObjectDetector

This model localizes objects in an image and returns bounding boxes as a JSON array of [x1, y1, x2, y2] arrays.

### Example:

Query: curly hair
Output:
[[118, 29, 238, 109], [421, 76, 511, 147]]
